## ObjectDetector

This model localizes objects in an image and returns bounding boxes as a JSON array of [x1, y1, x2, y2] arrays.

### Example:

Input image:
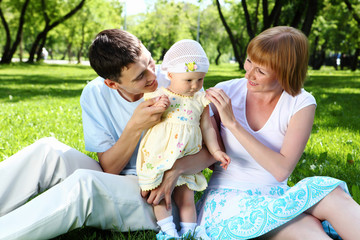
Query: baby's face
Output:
[[167, 72, 206, 97]]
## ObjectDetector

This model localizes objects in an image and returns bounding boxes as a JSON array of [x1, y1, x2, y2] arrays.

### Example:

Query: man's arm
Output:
[[98, 98, 168, 174]]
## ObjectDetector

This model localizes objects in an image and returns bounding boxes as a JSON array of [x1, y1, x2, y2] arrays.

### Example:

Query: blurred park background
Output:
[[0, 0, 359, 70], [0, 0, 359, 239]]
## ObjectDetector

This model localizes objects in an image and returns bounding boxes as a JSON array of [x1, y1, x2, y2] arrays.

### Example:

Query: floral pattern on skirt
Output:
[[196, 176, 348, 239]]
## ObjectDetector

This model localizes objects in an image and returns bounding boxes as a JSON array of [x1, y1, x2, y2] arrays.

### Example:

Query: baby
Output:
[[137, 39, 230, 239]]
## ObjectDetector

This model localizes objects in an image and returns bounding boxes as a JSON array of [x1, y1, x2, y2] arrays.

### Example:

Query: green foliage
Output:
[[1, 64, 359, 239], [129, 0, 199, 61], [310, 0, 359, 54]]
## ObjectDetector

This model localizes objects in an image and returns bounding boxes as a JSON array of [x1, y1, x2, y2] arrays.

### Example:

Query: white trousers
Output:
[[0, 137, 158, 240]]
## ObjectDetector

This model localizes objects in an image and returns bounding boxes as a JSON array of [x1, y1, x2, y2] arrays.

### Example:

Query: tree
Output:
[[0, 0, 30, 64], [308, 0, 359, 70], [215, 0, 244, 69], [27, 0, 86, 63], [215, 0, 322, 69], [199, 4, 231, 65], [130, 0, 198, 62], [54, 0, 123, 64], [343, 0, 360, 71]]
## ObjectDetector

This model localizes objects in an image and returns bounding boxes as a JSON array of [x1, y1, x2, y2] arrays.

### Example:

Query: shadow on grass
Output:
[[51, 227, 157, 240], [0, 63, 96, 102], [306, 75, 360, 89], [0, 86, 84, 102]]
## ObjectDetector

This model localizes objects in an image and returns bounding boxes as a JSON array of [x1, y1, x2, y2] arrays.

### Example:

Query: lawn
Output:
[[0, 63, 359, 239]]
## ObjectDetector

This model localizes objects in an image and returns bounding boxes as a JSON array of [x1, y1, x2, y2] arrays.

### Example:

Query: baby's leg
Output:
[[154, 200, 179, 237], [173, 185, 197, 235]]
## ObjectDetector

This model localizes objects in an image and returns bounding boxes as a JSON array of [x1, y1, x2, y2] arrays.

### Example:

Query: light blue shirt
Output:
[[80, 66, 170, 175]]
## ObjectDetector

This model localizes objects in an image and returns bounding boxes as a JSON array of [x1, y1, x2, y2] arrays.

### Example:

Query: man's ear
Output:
[[104, 79, 119, 89]]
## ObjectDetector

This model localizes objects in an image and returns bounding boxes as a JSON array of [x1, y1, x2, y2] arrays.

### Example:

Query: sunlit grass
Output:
[[0, 63, 359, 239]]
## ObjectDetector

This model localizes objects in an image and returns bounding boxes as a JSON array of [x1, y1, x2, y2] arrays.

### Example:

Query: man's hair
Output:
[[247, 26, 309, 96], [89, 29, 142, 82]]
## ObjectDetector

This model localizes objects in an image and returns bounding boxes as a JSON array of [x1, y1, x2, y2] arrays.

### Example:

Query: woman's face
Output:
[[244, 57, 282, 93]]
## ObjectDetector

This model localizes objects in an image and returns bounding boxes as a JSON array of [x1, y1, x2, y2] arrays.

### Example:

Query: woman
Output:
[[198, 26, 360, 239]]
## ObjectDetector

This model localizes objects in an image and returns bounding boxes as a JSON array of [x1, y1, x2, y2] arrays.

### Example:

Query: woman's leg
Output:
[[0, 137, 102, 216], [0, 170, 157, 240], [259, 213, 332, 240], [307, 186, 360, 239]]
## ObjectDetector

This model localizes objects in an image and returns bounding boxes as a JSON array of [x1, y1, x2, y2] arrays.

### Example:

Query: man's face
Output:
[[109, 44, 157, 102]]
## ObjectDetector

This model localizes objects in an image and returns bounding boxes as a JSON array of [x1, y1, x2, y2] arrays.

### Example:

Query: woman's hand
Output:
[[206, 88, 236, 128]]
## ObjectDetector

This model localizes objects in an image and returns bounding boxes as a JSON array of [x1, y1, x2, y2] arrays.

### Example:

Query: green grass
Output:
[[1, 63, 359, 239]]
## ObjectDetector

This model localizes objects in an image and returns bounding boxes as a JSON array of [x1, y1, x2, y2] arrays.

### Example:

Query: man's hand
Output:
[[141, 168, 179, 210], [130, 96, 169, 131]]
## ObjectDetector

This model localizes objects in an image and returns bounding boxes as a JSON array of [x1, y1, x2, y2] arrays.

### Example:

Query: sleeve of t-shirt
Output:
[[80, 81, 116, 153], [292, 89, 317, 116]]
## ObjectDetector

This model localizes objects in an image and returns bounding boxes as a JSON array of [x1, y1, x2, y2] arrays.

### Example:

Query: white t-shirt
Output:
[[80, 65, 170, 175], [209, 78, 316, 189]]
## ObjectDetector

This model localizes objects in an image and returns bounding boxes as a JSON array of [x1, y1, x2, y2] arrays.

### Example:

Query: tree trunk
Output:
[[291, 1, 306, 29], [67, 42, 72, 63], [20, 31, 23, 62], [36, 32, 48, 62], [350, 48, 359, 71], [0, 0, 30, 64], [241, 0, 255, 39], [310, 35, 326, 70], [216, 0, 243, 69], [27, 0, 86, 63], [77, 22, 86, 64], [301, 0, 318, 36], [215, 45, 221, 65], [262, 0, 282, 30], [28, 29, 48, 63], [0, 4, 11, 63]]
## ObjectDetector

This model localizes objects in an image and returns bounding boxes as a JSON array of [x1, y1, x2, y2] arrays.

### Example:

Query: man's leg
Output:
[[0, 137, 102, 216], [0, 170, 158, 240]]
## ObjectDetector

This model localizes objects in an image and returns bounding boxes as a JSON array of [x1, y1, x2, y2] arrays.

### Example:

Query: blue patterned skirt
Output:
[[196, 176, 348, 239]]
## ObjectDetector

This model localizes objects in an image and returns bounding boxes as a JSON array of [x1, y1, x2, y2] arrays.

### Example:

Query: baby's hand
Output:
[[153, 95, 170, 108], [213, 150, 231, 170]]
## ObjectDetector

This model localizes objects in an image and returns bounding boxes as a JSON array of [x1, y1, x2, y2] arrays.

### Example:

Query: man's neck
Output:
[[117, 89, 143, 102]]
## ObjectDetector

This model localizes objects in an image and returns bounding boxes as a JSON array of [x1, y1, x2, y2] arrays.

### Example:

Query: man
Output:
[[0, 29, 215, 239]]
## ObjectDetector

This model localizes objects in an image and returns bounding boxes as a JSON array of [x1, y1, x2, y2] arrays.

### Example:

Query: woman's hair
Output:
[[247, 26, 309, 96], [89, 29, 142, 83]]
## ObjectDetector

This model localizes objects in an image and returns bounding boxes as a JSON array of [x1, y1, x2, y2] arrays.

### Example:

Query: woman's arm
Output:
[[206, 88, 316, 182]]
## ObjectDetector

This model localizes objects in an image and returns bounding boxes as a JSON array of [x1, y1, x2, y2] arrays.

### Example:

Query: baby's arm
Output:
[[200, 106, 230, 169]]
